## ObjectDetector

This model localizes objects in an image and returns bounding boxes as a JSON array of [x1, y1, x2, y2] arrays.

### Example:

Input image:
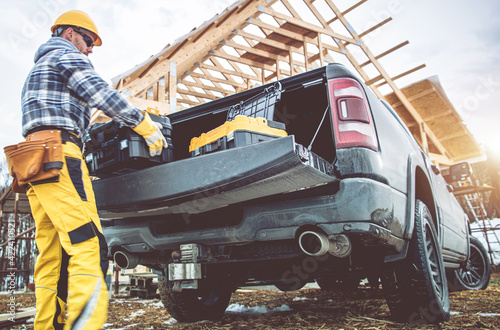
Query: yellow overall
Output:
[[26, 137, 108, 330]]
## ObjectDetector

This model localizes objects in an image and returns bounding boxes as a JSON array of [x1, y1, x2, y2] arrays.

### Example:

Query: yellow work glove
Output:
[[132, 112, 168, 157]]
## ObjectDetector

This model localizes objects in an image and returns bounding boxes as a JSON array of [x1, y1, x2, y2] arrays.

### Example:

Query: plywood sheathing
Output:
[[102, 0, 482, 165], [384, 76, 483, 163]]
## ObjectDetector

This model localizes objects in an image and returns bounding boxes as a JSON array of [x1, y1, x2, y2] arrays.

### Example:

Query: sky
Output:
[[0, 0, 499, 162]]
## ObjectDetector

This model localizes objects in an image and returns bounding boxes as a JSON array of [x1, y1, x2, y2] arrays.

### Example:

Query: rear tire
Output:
[[447, 236, 491, 291], [274, 280, 307, 291], [382, 200, 450, 324], [158, 275, 233, 322]]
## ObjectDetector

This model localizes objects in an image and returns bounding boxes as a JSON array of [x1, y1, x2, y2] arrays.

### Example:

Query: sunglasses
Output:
[[73, 28, 95, 48]]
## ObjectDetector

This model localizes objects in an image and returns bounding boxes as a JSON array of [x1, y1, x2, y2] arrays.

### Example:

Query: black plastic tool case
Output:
[[84, 113, 173, 178]]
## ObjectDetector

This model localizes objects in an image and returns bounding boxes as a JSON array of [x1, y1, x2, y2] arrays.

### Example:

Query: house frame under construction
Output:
[[95, 0, 482, 165], [1, 0, 487, 290]]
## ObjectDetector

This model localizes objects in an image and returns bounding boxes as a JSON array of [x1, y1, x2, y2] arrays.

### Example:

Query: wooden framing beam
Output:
[[358, 18, 392, 38], [440, 131, 468, 142], [209, 56, 262, 87], [317, 36, 324, 66], [118, 0, 277, 96], [232, 29, 324, 64], [280, 0, 301, 18], [198, 62, 258, 81], [232, 30, 293, 52], [327, 0, 368, 25], [323, 0, 450, 161], [374, 64, 426, 88], [138, 59, 159, 79], [364, 75, 384, 86], [158, 75, 165, 102], [181, 80, 233, 97], [308, 48, 329, 64], [303, 41, 310, 71], [110, 0, 478, 163], [390, 64, 426, 81], [178, 88, 218, 101], [388, 86, 436, 109], [360, 41, 409, 67], [428, 153, 454, 166], [263, 66, 293, 83], [126, 96, 170, 114], [248, 18, 314, 43], [176, 96, 201, 107], [208, 50, 275, 71], [223, 40, 282, 61], [257, 7, 357, 44], [188, 72, 247, 90]]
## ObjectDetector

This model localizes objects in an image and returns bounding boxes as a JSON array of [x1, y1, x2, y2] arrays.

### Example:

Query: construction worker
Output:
[[20, 10, 166, 330]]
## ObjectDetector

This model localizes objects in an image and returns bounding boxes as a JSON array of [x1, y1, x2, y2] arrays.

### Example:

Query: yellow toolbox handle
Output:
[[189, 116, 287, 153]]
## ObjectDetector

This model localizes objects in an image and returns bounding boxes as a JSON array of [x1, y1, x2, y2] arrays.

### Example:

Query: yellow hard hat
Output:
[[51, 10, 102, 46]]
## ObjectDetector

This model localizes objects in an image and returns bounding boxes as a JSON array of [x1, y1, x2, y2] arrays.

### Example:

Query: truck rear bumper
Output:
[[104, 177, 407, 256]]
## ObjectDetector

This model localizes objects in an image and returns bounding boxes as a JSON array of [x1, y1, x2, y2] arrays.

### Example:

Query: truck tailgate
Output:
[[93, 136, 336, 219]]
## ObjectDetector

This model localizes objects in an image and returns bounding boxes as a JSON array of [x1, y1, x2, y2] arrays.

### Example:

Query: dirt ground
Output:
[[2, 270, 499, 329]]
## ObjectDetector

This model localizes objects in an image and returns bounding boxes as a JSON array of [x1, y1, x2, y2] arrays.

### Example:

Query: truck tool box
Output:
[[226, 82, 281, 121], [189, 116, 287, 156], [84, 109, 173, 178], [189, 82, 285, 156]]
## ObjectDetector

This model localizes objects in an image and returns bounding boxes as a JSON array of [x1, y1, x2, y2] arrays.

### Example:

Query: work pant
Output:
[[26, 140, 109, 330]]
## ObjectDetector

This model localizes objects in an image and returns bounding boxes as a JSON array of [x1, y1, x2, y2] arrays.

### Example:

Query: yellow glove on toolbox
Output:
[[133, 112, 168, 157]]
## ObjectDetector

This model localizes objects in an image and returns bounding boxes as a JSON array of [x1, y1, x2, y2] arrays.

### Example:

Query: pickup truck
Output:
[[92, 63, 490, 324]]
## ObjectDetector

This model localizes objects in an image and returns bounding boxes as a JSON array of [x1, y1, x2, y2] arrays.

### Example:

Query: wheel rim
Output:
[[457, 244, 486, 287], [197, 290, 218, 305], [196, 281, 224, 306], [424, 222, 444, 300]]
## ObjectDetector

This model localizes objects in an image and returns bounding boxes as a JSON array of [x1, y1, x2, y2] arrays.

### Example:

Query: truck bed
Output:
[[93, 136, 336, 219]]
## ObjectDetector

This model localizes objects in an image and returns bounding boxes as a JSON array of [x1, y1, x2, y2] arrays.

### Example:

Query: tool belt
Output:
[[4, 129, 65, 193]]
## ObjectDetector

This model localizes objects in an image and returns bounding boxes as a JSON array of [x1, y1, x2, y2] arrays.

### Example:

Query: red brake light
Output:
[[328, 78, 378, 151]]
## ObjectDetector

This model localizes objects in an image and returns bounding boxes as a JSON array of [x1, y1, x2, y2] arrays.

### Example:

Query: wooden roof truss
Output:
[[109, 0, 480, 164]]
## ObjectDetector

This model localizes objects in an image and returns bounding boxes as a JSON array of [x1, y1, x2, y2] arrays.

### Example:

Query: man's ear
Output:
[[61, 27, 74, 42]]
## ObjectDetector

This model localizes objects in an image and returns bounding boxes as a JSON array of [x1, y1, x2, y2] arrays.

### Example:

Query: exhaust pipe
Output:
[[113, 250, 139, 269], [298, 231, 352, 258], [299, 231, 330, 256]]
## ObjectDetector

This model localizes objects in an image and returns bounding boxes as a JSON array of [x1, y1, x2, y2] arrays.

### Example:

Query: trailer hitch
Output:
[[168, 244, 202, 292]]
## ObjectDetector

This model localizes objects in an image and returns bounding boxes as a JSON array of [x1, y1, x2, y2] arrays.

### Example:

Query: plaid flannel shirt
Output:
[[21, 37, 143, 137]]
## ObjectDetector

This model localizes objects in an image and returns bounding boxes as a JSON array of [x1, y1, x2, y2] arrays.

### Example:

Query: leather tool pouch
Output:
[[4, 134, 63, 193]]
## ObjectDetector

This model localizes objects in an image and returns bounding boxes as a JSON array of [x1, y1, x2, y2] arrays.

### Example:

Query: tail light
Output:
[[328, 78, 378, 151]]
